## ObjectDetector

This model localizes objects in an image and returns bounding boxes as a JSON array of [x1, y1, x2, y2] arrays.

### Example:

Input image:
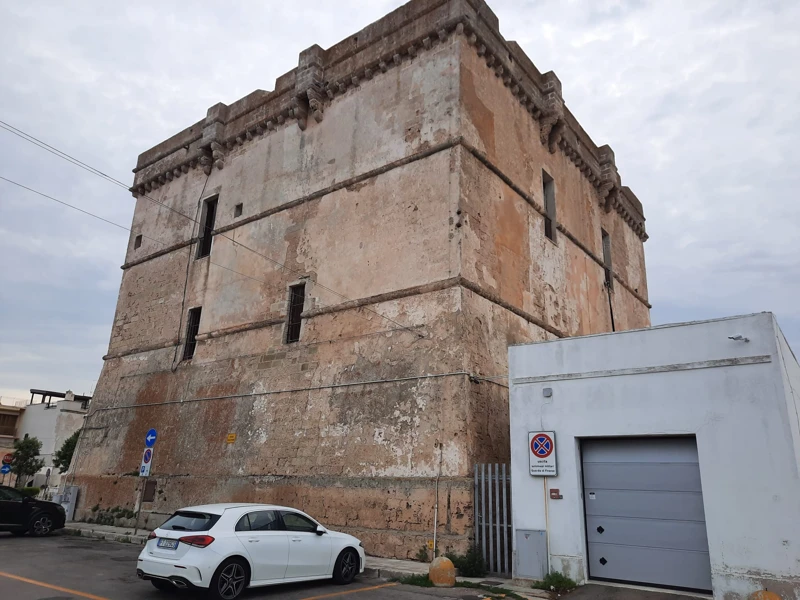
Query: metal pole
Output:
[[502, 463, 509, 575], [481, 463, 487, 563], [494, 463, 502, 574], [474, 464, 479, 551], [487, 463, 494, 573]]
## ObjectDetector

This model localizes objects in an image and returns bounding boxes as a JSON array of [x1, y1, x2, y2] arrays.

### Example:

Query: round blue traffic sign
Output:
[[0, 465, 11, 474], [145, 428, 158, 448], [143, 448, 153, 464]]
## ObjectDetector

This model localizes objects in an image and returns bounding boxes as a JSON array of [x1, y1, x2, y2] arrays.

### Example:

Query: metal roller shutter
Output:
[[582, 437, 712, 591]]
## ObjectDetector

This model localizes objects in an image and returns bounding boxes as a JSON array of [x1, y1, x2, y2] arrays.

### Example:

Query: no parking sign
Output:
[[529, 431, 557, 476]]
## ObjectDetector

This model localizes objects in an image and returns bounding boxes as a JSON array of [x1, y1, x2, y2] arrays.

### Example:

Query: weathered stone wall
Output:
[[75, 0, 650, 559]]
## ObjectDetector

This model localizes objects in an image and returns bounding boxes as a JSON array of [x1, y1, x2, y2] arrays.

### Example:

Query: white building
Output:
[[508, 313, 800, 599], [15, 390, 90, 490]]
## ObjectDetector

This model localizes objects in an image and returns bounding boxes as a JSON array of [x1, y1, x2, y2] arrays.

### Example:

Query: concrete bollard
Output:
[[428, 556, 456, 588], [749, 592, 781, 600]]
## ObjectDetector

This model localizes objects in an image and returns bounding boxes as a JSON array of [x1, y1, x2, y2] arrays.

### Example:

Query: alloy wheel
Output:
[[341, 551, 357, 580], [217, 562, 246, 599], [32, 515, 52, 536]]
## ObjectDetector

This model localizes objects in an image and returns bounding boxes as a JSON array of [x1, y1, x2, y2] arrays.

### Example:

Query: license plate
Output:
[[157, 539, 179, 550]]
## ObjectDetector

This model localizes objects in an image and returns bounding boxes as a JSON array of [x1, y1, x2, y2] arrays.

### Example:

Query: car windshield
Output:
[[159, 511, 220, 532]]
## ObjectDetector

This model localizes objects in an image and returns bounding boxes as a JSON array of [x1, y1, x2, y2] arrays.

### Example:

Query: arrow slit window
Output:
[[285, 283, 306, 344], [543, 170, 556, 242], [602, 229, 613, 290], [196, 196, 218, 259], [183, 307, 202, 360]]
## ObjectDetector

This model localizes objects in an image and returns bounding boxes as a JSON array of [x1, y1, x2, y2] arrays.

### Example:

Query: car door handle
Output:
[[247, 539, 260, 543], [291, 538, 302, 542]]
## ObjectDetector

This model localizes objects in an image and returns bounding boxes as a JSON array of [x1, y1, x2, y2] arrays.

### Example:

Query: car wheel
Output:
[[209, 558, 249, 600], [29, 513, 54, 536], [151, 579, 175, 592], [333, 548, 359, 585]]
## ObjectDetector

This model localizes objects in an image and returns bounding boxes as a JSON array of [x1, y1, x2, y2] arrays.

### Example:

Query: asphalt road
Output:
[[0, 532, 484, 600]]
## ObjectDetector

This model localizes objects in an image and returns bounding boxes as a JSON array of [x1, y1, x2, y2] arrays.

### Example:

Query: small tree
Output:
[[11, 437, 45, 487], [53, 430, 80, 474]]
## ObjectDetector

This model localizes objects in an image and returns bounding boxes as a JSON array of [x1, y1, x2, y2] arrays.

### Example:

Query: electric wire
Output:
[[0, 175, 289, 290], [0, 120, 424, 338]]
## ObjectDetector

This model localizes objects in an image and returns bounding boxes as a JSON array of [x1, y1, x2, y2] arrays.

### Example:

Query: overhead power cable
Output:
[[0, 120, 424, 339], [0, 175, 272, 289]]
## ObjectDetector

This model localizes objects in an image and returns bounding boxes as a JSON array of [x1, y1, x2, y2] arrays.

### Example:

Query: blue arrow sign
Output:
[[0, 465, 10, 474], [145, 428, 158, 448]]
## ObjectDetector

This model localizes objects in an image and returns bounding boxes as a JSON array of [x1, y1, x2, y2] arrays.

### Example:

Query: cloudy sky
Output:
[[1, 0, 798, 402]]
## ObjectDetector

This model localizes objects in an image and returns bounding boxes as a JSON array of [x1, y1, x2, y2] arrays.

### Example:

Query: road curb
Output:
[[362, 566, 426, 580], [63, 525, 147, 545]]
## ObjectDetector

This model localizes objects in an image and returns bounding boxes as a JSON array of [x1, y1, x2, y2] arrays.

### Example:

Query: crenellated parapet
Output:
[[129, 0, 646, 240]]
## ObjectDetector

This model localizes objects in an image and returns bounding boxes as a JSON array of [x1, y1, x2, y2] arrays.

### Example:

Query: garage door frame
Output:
[[579, 435, 712, 593]]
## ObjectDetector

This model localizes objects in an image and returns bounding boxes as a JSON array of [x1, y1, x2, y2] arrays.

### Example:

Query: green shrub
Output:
[[414, 546, 430, 562], [21, 487, 40, 498], [531, 571, 577, 594], [445, 545, 487, 577]]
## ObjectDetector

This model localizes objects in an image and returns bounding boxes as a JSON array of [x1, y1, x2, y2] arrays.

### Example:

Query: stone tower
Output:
[[72, 0, 649, 558]]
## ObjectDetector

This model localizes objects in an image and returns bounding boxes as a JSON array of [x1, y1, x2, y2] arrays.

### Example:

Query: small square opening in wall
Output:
[[234, 203, 243, 218], [134, 234, 142, 249]]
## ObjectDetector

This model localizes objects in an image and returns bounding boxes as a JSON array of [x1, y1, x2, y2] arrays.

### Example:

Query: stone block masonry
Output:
[[72, 0, 650, 558]]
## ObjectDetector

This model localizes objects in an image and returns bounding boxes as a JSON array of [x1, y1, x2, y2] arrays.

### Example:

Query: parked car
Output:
[[137, 503, 365, 599], [0, 485, 66, 536]]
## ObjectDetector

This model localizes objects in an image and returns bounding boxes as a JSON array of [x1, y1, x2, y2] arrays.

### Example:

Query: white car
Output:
[[136, 503, 365, 598]]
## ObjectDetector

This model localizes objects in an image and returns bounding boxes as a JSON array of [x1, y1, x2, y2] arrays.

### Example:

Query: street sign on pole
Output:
[[0, 464, 10, 475], [528, 431, 557, 476], [2, 453, 12, 465], [139, 447, 154, 477], [145, 428, 158, 448]]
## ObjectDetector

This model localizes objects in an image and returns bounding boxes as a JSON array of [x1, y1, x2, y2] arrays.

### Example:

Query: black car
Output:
[[0, 485, 66, 536]]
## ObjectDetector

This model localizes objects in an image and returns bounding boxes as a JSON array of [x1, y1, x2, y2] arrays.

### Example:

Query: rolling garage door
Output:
[[582, 438, 712, 591]]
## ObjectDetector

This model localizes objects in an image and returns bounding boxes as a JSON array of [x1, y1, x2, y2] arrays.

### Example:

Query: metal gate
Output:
[[474, 463, 512, 576]]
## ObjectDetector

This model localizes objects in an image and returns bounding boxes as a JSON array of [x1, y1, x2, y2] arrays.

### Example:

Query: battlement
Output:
[[130, 0, 645, 239]]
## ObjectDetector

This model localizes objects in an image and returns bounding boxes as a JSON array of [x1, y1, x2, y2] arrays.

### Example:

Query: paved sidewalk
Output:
[[63, 521, 148, 544]]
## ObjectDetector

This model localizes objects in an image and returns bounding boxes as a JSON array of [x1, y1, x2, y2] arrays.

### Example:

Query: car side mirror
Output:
[[315, 525, 326, 536]]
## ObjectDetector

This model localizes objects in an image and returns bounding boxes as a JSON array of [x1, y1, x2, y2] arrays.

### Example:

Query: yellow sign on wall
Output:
[[226, 433, 237, 444]]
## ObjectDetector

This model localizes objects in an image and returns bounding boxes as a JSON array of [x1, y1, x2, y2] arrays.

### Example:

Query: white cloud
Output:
[[0, 0, 797, 396]]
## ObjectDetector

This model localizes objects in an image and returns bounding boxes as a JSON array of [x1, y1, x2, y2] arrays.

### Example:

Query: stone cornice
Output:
[[128, 0, 646, 241]]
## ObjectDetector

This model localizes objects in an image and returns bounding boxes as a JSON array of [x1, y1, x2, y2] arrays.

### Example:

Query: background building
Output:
[[15, 390, 90, 491], [0, 403, 22, 469], [509, 313, 800, 597], [72, 0, 649, 557]]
